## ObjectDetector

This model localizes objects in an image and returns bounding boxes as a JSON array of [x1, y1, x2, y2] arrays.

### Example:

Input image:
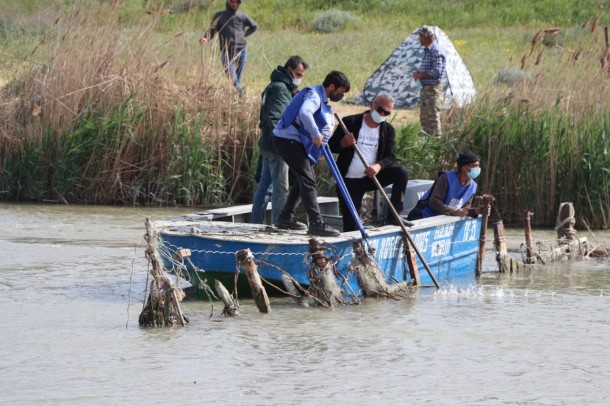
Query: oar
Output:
[[321, 144, 369, 240], [334, 113, 441, 289]]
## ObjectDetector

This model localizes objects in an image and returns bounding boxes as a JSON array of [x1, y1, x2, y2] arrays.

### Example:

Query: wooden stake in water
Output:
[[236, 248, 271, 314], [523, 210, 536, 264], [214, 280, 239, 317], [139, 218, 189, 327]]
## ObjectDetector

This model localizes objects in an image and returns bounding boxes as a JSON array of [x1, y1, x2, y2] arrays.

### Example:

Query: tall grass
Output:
[[242, 0, 610, 32], [1, 1, 609, 228], [446, 25, 610, 229], [0, 4, 259, 205]]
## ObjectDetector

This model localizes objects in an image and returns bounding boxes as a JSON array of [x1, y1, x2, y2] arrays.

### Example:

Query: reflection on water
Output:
[[0, 203, 609, 405]]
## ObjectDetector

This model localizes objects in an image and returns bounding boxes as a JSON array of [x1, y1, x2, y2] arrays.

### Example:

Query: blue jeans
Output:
[[221, 48, 247, 92], [250, 148, 289, 224], [250, 158, 272, 224]]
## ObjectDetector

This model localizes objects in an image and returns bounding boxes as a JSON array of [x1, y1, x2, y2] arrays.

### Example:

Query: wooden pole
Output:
[[308, 238, 344, 307], [492, 219, 508, 257], [401, 234, 421, 285], [556, 202, 577, 240], [140, 218, 188, 327], [476, 196, 492, 277], [351, 240, 411, 298], [334, 113, 439, 289], [523, 210, 536, 264], [281, 274, 310, 307], [214, 280, 239, 317], [236, 248, 271, 313]]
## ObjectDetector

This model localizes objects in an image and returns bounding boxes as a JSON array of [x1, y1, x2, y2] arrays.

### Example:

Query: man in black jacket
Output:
[[199, 0, 258, 96], [250, 56, 308, 225], [329, 92, 409, 232]]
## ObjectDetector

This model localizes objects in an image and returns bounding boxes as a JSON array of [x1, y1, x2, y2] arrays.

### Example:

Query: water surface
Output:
[[1, 203, 609, 405]]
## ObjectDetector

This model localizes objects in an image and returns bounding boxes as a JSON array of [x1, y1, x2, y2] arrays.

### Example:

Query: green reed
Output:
[[447, 99, 610, 229], [0, 4, 259, 206]]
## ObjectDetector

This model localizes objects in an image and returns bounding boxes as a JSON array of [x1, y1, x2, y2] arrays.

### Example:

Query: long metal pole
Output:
[[322, 145, 368, 239], [334, 113, 440, 289]]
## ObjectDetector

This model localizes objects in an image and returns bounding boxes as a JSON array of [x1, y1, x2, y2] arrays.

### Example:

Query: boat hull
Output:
[[155, 214, 482, 297]]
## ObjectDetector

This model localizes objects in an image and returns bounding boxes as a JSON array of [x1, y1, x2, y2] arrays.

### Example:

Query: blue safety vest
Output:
[[421, 170, 477, 217], [275, 85, 333, 164]]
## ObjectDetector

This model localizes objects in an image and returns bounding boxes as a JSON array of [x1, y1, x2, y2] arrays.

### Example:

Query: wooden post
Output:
[[351, 240, 411, 298], [476, 196, 492, 277], [214, 280, 239, 317], [139, 218, 188, 327], [236, 248, 271, 314], [492, 219, 508, 257], [523, 210, 536, 264], [492, 219, 509, 273], [281, 274, 309, 307], [401, 234, 421, 285], [556, 202, 577, 240], [308, 238, 344, 308]]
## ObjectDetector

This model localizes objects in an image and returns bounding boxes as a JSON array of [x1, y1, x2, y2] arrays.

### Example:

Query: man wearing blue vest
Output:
[[273, 70, 351, 237], [412, 150, 481, 219]]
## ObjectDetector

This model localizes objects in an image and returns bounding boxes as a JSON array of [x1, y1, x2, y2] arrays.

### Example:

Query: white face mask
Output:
[[292, 77, 302, 87], [370, 108, 387, 124]]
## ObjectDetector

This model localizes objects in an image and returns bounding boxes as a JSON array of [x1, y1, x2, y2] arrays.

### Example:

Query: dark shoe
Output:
[[308, 221, 340, 237], [275, 215, 307, 231], [386, 216, 414, 228]]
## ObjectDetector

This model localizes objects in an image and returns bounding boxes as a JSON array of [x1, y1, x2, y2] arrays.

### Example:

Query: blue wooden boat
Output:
[[152, 189, 487, 297]]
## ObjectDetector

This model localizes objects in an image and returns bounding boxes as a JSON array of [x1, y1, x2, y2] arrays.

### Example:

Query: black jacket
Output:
[[328, 112, 397, 177], [258, 67, 297, 153]]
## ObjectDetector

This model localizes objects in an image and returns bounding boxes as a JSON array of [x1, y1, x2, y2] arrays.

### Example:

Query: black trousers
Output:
[[273, 137, 322, 225], [337, 165, 409, 232]]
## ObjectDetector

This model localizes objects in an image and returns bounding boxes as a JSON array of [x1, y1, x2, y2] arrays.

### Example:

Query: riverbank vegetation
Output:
[[0, 1, 609, 228]]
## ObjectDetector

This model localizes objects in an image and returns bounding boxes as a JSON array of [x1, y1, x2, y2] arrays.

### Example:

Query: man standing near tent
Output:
[[273, 70, 350, 237], [413, 25, 446, 137], [329, 92, 409, 232], [251, 55, 309, 225], [199, 0, 258, 96]]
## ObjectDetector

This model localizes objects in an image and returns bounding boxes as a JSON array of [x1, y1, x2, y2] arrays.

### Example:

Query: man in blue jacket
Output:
[[273, 70, 350, 237], [251, 56, 309, 225], [408, 150, 481, 220], [199, 0, 258, 96]]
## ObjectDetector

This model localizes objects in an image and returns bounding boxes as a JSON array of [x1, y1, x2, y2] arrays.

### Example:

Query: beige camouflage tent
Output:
[[353, 26, 476, 108]]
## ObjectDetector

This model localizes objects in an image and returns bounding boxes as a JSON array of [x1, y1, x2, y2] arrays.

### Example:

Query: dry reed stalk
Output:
[[530, 29, 545, 55], [521, 53, 529, 70], [535, 49, 544, 65], [543, 28, 562, 35], [571, 48, 583, 62], [592, 16, 600, 32]]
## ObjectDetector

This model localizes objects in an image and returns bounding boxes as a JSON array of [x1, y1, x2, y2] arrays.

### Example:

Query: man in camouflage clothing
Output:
[[413, 26, 446, 137]]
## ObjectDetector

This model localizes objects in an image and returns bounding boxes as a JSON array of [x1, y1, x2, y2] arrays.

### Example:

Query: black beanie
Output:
[[226, 0, 241, 9], [456, 150, 480, 167]]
